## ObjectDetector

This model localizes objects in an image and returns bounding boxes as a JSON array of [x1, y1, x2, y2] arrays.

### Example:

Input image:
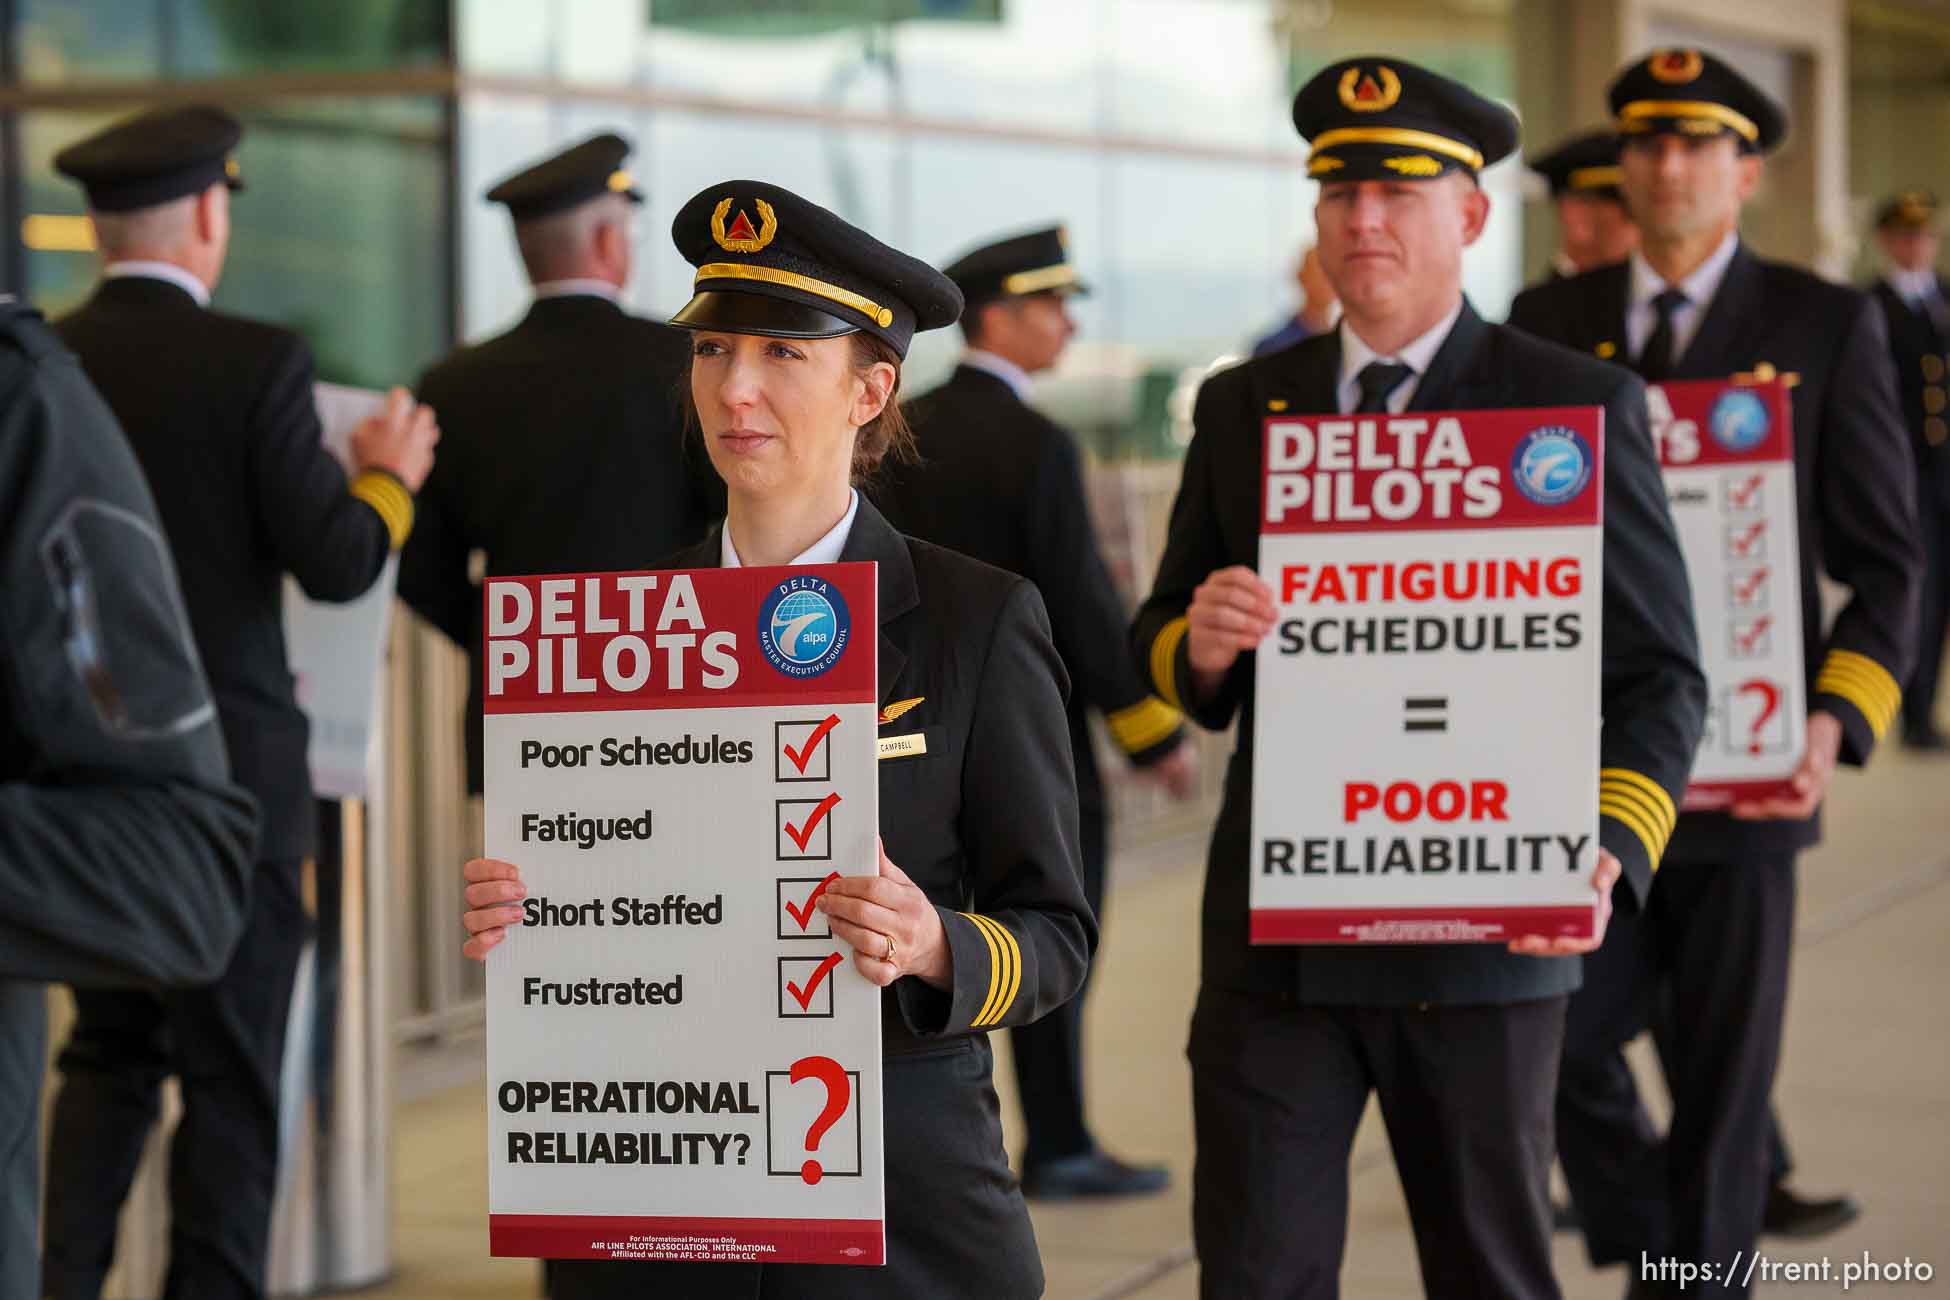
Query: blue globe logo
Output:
[[1709, 389, 1771, 452], [1510, 427, 1594, 506], [758, 579, 851, 678]]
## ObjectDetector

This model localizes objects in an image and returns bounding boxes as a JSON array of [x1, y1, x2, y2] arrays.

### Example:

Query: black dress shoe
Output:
[[1902, 724, 1949, 752], [1552, 1198, 1581, 1233], [1763, 1184, 1862, 1239], [1021, 1149, 1171, 1201]]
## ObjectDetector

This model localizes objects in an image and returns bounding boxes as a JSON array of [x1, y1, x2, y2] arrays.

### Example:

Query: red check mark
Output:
[[1730, 520, 1768, 556], [786, 952, 844, 1011], [1736, 616, 1772, 653], [1729, 474, 1764, 508], [1734, 567, 1770, 603], [783, 714, 841, 773], [783, 793, 842, 853], [785, 872, 842, 931]]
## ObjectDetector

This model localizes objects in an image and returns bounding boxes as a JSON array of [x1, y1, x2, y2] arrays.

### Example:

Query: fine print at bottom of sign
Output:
[[1250, 406, 1607, 944], [481, 564, 884, 1265]]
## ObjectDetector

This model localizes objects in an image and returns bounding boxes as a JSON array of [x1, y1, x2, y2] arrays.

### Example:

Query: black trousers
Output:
[[1558, 856, 1794, 1294], [1189, 986, 1565, 1300], [42, 858, 309, 1300], [1008, 803, 1106, 1165], [1902, 499, 1950, 734], [1648, 995, 1795, 1188], [550, 1036, 1044, 1299]]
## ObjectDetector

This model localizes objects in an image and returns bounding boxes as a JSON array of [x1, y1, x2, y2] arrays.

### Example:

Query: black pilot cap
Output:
[[1293, 56, 1519, 182], [943, 226, 1088, 314], [54, 105, 244, 213], [667, 180, 963, 360], [1529, 130, 1625, 201], [1609, 49, 1787, 155], [485, 133, 642, 221], [1876, 191, 1938, 232]]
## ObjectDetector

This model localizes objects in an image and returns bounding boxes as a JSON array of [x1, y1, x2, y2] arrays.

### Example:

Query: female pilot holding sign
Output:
[[459, 181, 1094, 1299]]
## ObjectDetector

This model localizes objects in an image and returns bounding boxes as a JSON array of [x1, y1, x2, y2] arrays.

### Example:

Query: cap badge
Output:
[[224, 158, 240, 180], [1338, 65, 1402, 113], [711, 197, 778, 253], [1307, 155, 1345, 176], [1649, 49, 1704, 85], [606, 169, 634, 193]]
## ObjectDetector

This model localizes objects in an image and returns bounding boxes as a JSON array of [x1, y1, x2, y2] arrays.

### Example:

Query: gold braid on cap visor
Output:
[[1306, 127, 1485, 173], [1001, 263, 1080, 295], [693, 262, 895, 328], [1617, 99, 1759, 143], [1568, 165, 1623, 190]]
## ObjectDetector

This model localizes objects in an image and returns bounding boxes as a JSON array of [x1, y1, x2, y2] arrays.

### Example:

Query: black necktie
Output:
[[1354, 361, 1414, 414], [1636, 287, 1689, 381]]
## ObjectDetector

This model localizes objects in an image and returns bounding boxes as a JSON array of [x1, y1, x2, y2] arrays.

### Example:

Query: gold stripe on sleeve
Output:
[[1150, 616, 1190, 712], [1106, 697, 1183, 754], [1598, 796, 1667, 868], [350, 470, 415, 549], [960, 911, 1003, 1028]]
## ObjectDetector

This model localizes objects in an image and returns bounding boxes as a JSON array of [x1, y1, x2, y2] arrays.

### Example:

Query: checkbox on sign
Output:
[[1723, 473, 1766, 513], [1727, 565, 1771, 611], [1726, 519, 1768, 560], [775, 715, 839, 783], [1729, 616, 1772, 659], [777, 794, 840, 861], [778, 952, 843, 1018], [778, 874, 839, 940]]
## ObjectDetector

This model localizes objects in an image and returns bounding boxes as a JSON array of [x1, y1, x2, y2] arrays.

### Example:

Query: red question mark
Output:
[[1737, 678, 1781, 755], [789, 1055, 850, 1185]]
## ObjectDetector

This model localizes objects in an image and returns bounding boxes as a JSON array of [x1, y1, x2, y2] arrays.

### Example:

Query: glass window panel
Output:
[[18, 0, 447, 83]]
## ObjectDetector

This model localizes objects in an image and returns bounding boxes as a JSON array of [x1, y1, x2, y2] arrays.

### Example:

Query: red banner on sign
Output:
[[1649, 377, 1793, 469], [481, 564, 878, 715], [1260, 406, 1604, 535]]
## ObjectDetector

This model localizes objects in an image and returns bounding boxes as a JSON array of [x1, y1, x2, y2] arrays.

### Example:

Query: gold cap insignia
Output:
[[1307, 155, 1346, 177], [711, 197, 778, 253], [1383, 154, 1443, 177], [1596, 341, 1618, 359], [1268, 399, 1289, 412], [224, 158, 240, 180], [607, 169, 634, 193], [1649, 49, 1704, 85], [879, 697, 924, 726], [1339, 65, 1402, 113]]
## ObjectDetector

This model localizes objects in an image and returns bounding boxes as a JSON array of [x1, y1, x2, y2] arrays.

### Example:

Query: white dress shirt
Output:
[[960, 348, 1033, 401], [1885, 267, 1941, 309], [1625, 232, 1739, 364], [532, 278, 622, 303], [103, 260, 211, 307], [1335, 300, 1465, 415], [720, 489, 859, 568]]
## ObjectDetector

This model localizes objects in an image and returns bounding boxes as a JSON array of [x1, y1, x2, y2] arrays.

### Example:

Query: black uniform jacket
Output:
[[0, 301, 256, 1298], [874, 364, 1185, 817], [1868, 275, 1950, 514], [669, 496, 1095, 1049], [56, 275, 401, 861], [1130, 302, 1705, 1006], [1511, 245, 1922, 861], [399, 295, 722, 793]]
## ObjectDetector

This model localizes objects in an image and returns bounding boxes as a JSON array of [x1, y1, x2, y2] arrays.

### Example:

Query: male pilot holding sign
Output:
[[1131, 58, 1704, 1298], [1508, 51, 1921, 1294]]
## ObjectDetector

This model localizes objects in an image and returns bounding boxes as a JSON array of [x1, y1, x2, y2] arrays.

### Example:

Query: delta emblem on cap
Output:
[[712, 197, 778, 253], [1648, 49, 1705, 85], [1338, 65, 1402, 113]]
